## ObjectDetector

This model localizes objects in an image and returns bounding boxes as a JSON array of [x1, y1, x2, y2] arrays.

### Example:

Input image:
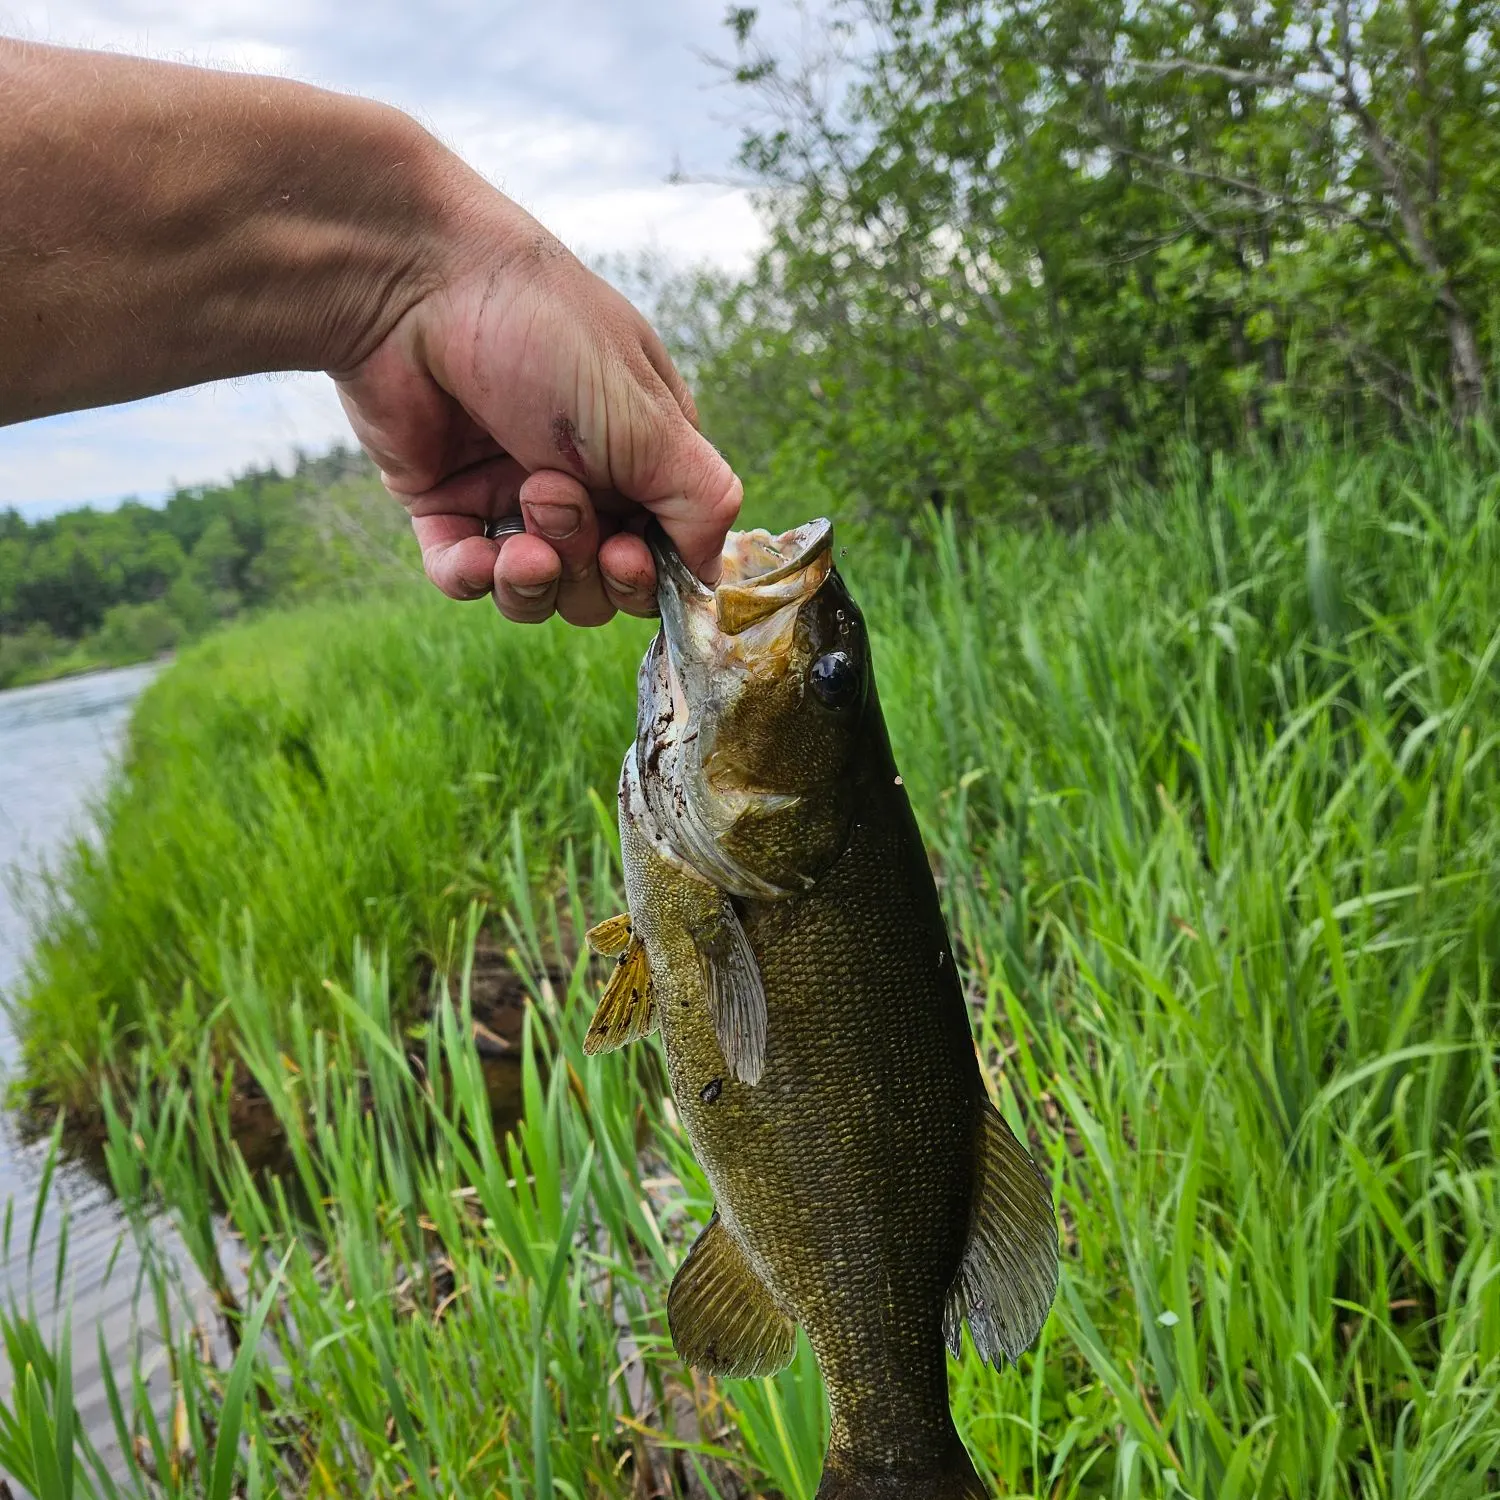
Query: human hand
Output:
[[333, 194, 741, 626]]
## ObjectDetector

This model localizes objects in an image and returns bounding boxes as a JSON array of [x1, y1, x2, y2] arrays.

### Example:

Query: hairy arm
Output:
[[0, 39, 444, 418], [0, 40, 741, 620]]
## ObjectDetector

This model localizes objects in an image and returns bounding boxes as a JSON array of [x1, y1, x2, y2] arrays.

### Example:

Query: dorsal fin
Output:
[[943, 1100, 1058, 1364]]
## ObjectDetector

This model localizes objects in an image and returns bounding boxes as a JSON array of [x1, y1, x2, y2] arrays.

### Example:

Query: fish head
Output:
[[640, 519, 870, 899]]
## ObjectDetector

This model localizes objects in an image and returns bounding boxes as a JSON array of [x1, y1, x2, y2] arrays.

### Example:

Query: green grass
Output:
[[3, 429, 1498, 1495], [12, 589, 652, 1107]]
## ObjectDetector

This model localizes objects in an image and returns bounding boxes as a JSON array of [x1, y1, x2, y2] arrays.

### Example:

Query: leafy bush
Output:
[[0, 621, 60, 687]]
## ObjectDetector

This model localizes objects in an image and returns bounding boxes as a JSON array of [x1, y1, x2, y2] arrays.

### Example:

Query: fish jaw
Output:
[[649, 519, 834, 686], [632, 628, 795, 902]]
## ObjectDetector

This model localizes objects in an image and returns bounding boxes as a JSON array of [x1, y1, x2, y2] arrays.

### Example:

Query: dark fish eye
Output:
[[808, 650, 859, 709]]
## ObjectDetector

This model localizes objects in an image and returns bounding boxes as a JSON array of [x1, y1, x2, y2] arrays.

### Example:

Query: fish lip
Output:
[[647, 522, 717, 715]]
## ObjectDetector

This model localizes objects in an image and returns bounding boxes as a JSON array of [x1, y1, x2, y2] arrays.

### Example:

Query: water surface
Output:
[[0, 664, 205, 1470]]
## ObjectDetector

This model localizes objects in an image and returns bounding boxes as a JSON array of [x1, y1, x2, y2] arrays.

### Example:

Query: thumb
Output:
[[632, 409, 743, 585]]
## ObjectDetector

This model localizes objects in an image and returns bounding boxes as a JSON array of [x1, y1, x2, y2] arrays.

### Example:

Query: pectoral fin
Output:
[[583, 921, 656, 1055], [585, 913, 634, 958], [695, 900, 767, 1086], [668, 1212, 796, 1378], [944, 1100, 1058, 1365]]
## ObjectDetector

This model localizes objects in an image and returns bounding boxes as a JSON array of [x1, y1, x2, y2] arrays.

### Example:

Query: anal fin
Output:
[[944, 1100, 1058, 1365], [669, 1213, 796, 1378], [583, 926, 656, 1055]]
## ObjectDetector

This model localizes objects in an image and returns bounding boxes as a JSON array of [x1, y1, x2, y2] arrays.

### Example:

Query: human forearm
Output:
[[0, 39, 473, 422]]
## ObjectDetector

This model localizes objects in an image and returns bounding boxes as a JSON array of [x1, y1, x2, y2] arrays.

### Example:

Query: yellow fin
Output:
[[585, 912, 634, 958], [943, 1100, 1058, 1365], [668, 1213, 796, 1378], [583, 935, 656, 1055]]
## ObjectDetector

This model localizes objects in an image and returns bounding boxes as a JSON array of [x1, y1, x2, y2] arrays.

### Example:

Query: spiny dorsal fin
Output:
[[943, 1099, 1058, 1365], [583, 933, 656, 1055], [668, 1212, 796, 1378], [585, 912, 634, 958], [695, 900, 767, 1086]]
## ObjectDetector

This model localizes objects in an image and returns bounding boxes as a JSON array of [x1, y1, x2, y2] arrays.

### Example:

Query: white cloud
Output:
[[0, 0, 772, 516]]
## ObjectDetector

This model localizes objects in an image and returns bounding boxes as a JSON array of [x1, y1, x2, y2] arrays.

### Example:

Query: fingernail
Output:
[[511, 581, 552, 599], [529, 504, 581, 541]]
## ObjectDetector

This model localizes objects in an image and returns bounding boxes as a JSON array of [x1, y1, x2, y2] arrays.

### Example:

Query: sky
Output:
[[0, 0, 773, 517]]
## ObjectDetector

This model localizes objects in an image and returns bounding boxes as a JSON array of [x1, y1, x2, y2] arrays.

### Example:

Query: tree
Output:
[[691, 1, 1498, 522]]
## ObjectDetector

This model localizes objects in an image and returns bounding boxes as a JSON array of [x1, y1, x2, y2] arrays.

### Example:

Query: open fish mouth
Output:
[[649, 519, 833, 666], [646, 517, 835, 790]]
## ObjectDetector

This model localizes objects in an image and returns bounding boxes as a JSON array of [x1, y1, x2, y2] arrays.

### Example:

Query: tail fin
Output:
[[816, 1443, 990, 1498]]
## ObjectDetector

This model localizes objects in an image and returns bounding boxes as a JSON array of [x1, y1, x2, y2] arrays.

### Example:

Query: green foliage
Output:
[[93, 601, 180, 663], [691, 1, 1500, 524], [0, 446, 403, 688], [7, 428, 1499, 1494], [0, 622, 61, 685]]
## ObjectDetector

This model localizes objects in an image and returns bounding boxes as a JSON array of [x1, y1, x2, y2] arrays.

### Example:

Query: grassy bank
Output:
[[13, 589, 651, 1105], [3, 431, 1498, 1494]]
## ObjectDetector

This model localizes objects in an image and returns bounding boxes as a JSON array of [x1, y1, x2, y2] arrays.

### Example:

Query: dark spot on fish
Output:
[[699, 1078, 723, 1104], [630, 987, 639, 1000], [616, 954, 627, 968]]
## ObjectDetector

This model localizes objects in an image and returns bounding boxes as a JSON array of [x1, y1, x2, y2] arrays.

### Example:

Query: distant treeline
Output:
[[663, 1, 1500, 525], [0, 446, 403, 688]]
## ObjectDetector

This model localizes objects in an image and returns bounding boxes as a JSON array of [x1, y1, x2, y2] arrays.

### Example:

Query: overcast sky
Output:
[[0, 0, 773, 517]]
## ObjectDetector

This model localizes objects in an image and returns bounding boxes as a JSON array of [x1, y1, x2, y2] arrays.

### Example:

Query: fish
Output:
[[584, 519, 1058, 1498]]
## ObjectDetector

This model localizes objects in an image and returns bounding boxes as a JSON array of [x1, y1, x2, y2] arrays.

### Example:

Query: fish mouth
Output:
[[647, 517, 834, 756], [648, 518, 833, 661]]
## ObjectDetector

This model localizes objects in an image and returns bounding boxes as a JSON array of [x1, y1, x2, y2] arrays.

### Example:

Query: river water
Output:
[[0, 664, 200, 1471]]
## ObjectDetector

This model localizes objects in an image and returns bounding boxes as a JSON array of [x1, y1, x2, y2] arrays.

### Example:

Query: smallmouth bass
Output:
[[585, 520, 1058, 1498]]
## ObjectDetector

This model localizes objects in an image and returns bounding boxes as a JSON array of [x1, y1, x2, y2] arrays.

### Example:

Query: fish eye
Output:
[[808, 650, 859, 709]]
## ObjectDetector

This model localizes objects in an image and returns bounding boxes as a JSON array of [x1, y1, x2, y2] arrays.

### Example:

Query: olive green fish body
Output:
[[588, 522, 1057, 1498]]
